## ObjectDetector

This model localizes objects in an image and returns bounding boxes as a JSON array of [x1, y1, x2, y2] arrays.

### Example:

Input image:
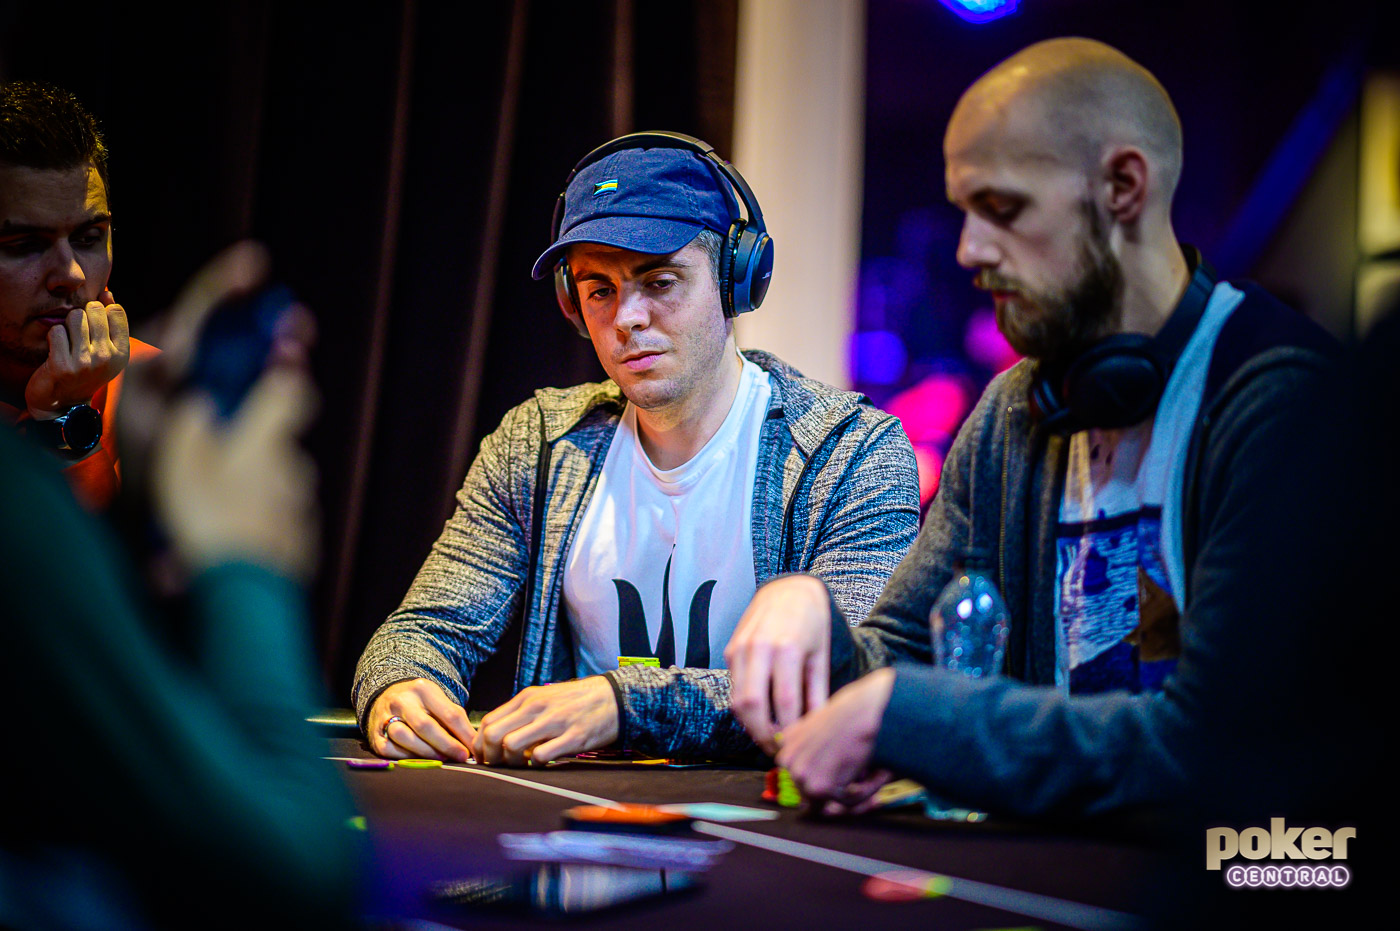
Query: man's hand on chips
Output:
[[725, 573, 833, 754], [369, 678, 478, 763], [474, 676, 620, 766], [775, 666, 896, 815]]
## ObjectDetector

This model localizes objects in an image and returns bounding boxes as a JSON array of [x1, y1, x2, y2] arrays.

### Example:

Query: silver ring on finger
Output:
[[381, 714, 406, 740]]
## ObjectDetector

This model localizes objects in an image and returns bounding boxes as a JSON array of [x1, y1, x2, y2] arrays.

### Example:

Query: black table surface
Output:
[[327, 736, 1185, 930]]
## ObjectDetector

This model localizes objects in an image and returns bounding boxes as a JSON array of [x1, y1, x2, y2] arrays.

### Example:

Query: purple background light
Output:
[[851, 329, 910, 385], [856, 0, 1367, 514], [964, 308, 1021, 372]]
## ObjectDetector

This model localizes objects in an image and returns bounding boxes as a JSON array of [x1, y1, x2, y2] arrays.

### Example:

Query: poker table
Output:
[[324, 730, 1181, 930]]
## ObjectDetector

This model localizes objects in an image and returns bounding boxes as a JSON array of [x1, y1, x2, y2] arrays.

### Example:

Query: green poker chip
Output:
[[397, 758, 444, 769]]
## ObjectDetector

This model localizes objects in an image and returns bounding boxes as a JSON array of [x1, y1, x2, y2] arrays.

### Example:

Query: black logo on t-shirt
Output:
[[613, 552, 716, 667]]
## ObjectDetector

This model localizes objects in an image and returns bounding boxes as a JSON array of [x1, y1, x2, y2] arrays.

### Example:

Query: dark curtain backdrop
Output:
[[0, 0, 738, 701]]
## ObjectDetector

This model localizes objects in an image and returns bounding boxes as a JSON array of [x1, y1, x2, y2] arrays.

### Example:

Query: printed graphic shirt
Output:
[[564, 355, 771, 676], [1054, 420, 1180, 695], [1053, 286, 1250, 697]]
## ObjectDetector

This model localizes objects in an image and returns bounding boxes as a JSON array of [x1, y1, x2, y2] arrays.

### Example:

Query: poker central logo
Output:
[[1206, 819, 1356, 889]]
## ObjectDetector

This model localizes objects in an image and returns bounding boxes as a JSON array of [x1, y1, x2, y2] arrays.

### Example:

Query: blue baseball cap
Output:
[[531, 146, 737, 280]]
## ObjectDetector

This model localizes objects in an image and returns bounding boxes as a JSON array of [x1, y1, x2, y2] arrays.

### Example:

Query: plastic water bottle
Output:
[[923, 564, 1009, 823], [930, 564, 1009, 679]]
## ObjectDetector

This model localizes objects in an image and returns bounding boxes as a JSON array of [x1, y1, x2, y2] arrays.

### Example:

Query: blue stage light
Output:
[[938, 0, 1020, 24]]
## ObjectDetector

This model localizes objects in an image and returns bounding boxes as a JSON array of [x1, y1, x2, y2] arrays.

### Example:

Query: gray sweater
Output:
[[828, 283, 1337, 817], [353, 349, 920, 757]]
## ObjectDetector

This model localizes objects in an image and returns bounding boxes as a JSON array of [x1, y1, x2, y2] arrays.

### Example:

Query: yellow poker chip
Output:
[[617, 656, 661, 668], [397, 758, 444, 769]]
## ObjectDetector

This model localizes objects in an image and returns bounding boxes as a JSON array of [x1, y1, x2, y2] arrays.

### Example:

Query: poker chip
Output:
[[869, 778, 927, 810], [397, 758, 444, 769], [776, 768, 801, 808], [862, 870, 951, 902], [923, 797, 989, 822], [761, 766, 780, 802], [562, 804, 694, 834], [346, 758, 394, 770]]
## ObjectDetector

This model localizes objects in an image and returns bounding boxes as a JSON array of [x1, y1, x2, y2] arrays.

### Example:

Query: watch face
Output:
[[62, 404, 103, 453]]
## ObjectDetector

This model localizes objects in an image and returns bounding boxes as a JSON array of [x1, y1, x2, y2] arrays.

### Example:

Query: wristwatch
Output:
[[27, 403, 103, 460]]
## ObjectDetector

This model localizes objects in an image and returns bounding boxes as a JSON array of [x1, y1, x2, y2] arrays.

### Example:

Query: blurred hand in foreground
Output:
[[118, 241, 318, 580]]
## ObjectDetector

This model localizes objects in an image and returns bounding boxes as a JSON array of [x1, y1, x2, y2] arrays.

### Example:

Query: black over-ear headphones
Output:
[[550, 131, 775, 337], [1030, 247, 1217, 433]]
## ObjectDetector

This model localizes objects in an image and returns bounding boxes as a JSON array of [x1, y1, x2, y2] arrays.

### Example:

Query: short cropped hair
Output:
[[0, 81, 109, 196], [692, 227, 724, 284]]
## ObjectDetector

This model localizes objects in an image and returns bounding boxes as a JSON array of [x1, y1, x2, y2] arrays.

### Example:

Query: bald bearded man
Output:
[[725, 38, 1337, 818]]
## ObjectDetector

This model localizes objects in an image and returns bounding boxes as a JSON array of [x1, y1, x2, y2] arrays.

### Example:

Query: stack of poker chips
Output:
[[762, 767, 802, 807]]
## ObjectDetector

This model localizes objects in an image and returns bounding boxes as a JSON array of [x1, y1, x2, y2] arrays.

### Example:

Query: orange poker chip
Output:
[[562, 804, 694, 834]]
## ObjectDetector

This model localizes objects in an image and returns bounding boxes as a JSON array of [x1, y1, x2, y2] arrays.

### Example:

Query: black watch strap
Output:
[[27, 403, 103, 460]]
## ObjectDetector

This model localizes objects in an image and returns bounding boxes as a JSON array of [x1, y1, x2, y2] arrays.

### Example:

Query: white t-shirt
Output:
[[564, 356, 772, 676]]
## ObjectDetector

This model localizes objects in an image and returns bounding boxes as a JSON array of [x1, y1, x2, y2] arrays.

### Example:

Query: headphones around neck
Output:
[[550, 131, 775, 337], [1030, 247, 1217, 433]]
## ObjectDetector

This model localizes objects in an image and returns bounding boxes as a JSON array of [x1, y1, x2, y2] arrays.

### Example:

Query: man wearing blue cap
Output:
[[352, 134, 919, 764]]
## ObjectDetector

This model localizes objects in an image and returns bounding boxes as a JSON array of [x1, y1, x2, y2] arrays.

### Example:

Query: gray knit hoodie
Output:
[[353, 349, 920, 757], [828, 282, 1337, 817]]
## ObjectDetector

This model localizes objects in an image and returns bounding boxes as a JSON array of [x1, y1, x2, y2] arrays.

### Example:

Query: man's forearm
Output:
[[609, 665, 761, 759], [872, 664, 1191, 818]]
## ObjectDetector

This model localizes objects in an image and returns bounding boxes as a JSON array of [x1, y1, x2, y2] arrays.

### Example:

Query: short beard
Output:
[[0, 327, 50, 370], [983, 204, 1121, 367]]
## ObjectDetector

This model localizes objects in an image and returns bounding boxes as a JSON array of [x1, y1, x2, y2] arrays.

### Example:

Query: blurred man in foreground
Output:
[[0, 243, 360, 928]]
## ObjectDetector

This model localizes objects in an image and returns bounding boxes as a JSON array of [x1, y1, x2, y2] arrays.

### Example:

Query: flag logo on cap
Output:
[[593, 179, 619, 196]]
